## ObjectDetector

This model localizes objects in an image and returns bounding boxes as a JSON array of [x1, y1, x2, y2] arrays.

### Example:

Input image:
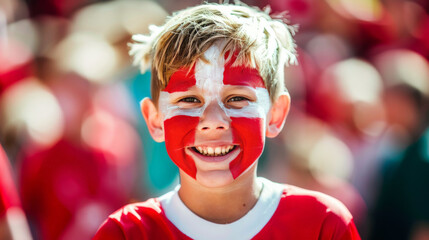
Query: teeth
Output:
[[215, 147, 221, 155], [208, 147, 214, 155], [194, 145, 235, 157]]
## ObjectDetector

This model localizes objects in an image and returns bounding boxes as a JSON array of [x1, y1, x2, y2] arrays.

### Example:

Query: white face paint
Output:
[[158, 42, 272, 182], [159, 42, 271, 121]]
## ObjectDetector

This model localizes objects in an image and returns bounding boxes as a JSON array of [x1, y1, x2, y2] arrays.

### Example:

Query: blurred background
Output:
[[0, 0, 428, 239]]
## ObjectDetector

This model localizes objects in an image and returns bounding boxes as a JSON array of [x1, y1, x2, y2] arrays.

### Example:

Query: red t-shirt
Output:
[[93, 178, 361, 240]]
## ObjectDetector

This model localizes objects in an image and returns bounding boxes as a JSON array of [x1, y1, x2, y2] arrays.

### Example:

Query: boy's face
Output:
[[156, 44, 272, 187]]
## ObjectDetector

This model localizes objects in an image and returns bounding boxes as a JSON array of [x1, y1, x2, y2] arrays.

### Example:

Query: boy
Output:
[[93, 2, 361, 239]]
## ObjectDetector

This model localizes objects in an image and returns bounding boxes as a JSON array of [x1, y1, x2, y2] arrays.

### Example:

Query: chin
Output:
[[195, 170, 235, 188]]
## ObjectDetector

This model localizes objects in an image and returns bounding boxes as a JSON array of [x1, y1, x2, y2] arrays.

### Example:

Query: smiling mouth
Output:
[[191, 145, 237, 157]]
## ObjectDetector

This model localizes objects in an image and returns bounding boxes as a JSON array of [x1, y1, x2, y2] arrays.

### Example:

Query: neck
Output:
[[178, 166, 262, 224]]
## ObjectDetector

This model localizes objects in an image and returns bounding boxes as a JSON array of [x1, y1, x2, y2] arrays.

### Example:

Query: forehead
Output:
[[164, 45, 265, 93]]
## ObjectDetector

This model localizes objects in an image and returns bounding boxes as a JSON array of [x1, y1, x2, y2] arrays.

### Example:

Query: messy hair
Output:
[[130, 1, 297, 106]]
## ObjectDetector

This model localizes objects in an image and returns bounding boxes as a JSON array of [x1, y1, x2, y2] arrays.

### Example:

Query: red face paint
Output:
[[162, 65, 199, 178], [164, 115, 199, 178], [223, 56, 267, 178], [229, 117, 265, 178], [223, 58, 266, 89], [163, 66, 196, 93], [159, 44, 270, 182]]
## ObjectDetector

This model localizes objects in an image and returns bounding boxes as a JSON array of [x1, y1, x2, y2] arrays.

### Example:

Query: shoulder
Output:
[[93, 199, 170, 240], [281, 184, 353, 222], [106, 198, 168, 229], [261, 178, 353, 223], [261, 180, 360, 239], [110, 198, 163, 220]]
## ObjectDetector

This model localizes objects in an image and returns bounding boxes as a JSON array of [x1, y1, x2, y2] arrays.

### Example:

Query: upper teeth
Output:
[[195, 146, 235, 157]]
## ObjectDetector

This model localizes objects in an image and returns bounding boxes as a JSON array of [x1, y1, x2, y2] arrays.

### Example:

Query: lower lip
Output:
[[186, 146, 240, 163]]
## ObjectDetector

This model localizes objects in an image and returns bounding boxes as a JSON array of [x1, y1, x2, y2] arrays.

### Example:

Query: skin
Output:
[[141, 44, 290, 223]]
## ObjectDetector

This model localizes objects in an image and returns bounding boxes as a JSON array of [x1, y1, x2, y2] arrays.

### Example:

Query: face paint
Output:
[[223, 57, 266, 89], [164, 115, 199, 178], [159, 42, 271, 180], [161, 66, 200, 178], [163, 66, 196, 93], [222, 52, 269, 178], [229, 117, 265, 178]]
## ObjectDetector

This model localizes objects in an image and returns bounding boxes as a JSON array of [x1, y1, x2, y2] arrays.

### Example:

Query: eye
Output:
[[179, 97, 201, 103], [225, 95, 251, 109], [228, 96, 249, 102]]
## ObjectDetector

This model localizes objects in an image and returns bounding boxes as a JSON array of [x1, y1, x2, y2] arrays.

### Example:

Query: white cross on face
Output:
[[158, 42, 271, 184], [159, 42, 271, 121]]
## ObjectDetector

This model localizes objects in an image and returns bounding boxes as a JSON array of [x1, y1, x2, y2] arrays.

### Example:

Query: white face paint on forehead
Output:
[[158, 42, 271, 121], [194, 42, 225, 97]]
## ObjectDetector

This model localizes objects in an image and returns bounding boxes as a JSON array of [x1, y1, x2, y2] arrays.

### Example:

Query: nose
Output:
[[197, 101, 230, 131]]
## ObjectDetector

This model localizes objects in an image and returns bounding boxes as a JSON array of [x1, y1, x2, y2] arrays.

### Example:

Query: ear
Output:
[[141, 97, 165, 142], [266, 93, 291, 138]]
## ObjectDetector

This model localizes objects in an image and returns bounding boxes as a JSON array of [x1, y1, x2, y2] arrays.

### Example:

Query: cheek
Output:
[[229, 117, 265, 178], [164, 115, 199, 178]]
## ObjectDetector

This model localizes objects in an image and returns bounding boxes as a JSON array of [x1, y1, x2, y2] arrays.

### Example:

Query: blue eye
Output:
[[179, 97, 201, 103]]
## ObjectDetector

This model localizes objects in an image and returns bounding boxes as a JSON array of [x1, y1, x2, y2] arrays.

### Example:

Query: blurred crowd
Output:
[[0, 0, 428, 239]]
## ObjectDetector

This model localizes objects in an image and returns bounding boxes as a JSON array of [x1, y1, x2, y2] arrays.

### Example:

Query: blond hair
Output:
[[130, 2, 297, 105]]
